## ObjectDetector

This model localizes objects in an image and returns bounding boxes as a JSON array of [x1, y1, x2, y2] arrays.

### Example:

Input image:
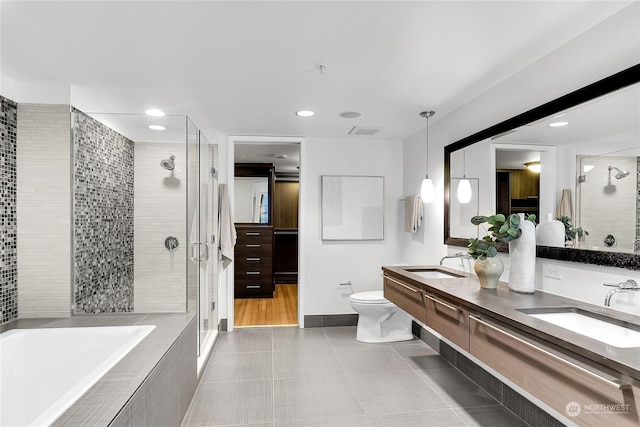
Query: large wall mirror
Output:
[[444, 64, 640, 270], [234, 163, 275, 224]]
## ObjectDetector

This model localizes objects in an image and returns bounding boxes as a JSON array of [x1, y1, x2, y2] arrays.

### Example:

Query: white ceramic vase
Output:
[[508, 213, 536, 293], [474, 256, 504, 289], [536, 213, 565, 248]]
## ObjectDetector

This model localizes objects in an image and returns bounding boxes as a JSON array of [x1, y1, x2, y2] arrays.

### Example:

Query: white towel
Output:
[[556, 189, 573, 220], [403, 195, 423, 233], [218, 183, 236, 269]]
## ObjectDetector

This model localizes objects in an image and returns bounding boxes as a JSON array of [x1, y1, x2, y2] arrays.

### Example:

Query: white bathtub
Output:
[[0, 325, 155, 427]]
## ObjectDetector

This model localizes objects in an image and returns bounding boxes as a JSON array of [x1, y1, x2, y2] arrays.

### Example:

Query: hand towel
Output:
[[556, 189, 573, 220], [404, 195, 423, 233], [218, 183, 237, 269]]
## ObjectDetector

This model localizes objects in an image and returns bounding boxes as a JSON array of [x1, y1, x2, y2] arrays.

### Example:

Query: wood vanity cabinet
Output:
[[425, 293, 470, 352], [234, 225, 273, 298], [469, 315, 638, 427], [383, 275, 427, 324]]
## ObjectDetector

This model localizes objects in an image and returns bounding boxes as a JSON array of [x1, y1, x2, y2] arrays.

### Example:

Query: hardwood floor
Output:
[[234, 284, 298, 327]]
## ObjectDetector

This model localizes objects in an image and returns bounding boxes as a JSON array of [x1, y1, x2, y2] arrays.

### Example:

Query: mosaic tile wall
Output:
[[73, 108, 135, 313], [637, 156, 639, 242], [0, 96, 18, 324]]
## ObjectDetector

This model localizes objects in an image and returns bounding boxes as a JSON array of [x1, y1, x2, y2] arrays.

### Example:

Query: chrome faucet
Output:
[[603, 279, 639, 306], [633, 239, 640, 253], [439, 252, 471, 265]]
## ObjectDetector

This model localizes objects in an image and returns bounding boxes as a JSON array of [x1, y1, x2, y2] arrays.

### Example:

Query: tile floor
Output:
[[181, 326, 529, 427]]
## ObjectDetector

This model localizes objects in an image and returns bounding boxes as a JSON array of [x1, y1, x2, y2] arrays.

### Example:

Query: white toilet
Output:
[[349, 291, 414, 343]]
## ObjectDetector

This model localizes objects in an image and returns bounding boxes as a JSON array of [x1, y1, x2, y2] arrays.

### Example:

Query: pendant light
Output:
[[419, 110, 435, 203], [457, 148, 472, 203]]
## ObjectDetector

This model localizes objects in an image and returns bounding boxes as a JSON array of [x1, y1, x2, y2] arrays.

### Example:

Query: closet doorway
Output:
[[231, 139, 300, 328]]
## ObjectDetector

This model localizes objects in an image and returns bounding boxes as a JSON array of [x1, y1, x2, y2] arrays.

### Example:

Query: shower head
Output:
[[161, 155, 176, 171], [608, 166, 630, 179]]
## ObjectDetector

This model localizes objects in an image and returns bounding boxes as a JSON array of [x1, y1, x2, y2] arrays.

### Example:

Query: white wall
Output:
[[299, 137, 404, 316], [16, 103, 71, 318], [133, 142, 187, 312], [400, 4, 640, 266]]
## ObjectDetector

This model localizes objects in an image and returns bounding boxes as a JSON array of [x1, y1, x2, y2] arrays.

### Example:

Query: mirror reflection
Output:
[[447, 79, 639, 255], [234, 176, 270, 223]]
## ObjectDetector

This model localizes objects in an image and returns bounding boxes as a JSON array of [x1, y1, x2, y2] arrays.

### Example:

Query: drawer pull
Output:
[[246, 232, 261, 236], [384, 275, 421, 295], [425, 295, 459, 312], [246, 244, 261, 248], [246, 257, 261, 261], [245, 285, 261, 289], [471, 316, 630, 391], [246, 271, 261, 275]]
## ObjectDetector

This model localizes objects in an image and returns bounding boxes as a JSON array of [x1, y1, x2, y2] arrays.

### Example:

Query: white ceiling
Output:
[[1, 1, 635, 141]]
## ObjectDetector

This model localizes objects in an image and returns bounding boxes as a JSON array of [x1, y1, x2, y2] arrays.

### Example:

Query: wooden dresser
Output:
[[234, 225, 274, 298]]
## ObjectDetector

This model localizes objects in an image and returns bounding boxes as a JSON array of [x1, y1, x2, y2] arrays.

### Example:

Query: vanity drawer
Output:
[[383, 275, 426, 324], [426, 293, 470, 352], [469, 315, 637, 427]]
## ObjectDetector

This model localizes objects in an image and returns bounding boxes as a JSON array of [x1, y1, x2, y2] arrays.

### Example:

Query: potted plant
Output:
[[557, 216, 589, 246], [468, 213, 536, 289]]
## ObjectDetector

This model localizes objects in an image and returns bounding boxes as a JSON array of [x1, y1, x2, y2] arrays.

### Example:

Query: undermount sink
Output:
[[518, 308, 640, 348], [406, 269, 461, 279]]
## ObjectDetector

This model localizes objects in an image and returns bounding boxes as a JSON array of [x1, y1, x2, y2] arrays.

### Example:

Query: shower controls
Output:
[[165, 236, 179, 251]]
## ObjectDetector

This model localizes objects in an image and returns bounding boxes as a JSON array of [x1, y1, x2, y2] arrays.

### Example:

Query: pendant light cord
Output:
[[420, 110, 435, 179]]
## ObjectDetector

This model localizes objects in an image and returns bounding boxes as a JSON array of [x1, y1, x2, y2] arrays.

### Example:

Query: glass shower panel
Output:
[[71, 111, 188, 314], [186, 117, 200, 326]]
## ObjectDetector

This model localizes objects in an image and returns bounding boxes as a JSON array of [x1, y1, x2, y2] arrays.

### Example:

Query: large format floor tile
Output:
[[181, 326, 528, 427]]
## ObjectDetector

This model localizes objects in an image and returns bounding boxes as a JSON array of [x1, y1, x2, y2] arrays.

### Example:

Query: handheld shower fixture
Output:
[[161, 155, 176, 171], [608, 166, 630, 179]]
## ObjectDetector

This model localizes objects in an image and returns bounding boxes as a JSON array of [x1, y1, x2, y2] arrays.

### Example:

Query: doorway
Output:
[[230, 138, 301, 328]]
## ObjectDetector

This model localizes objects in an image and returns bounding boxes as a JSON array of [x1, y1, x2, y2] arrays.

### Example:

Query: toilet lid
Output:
[[350, 291, 389, 304]]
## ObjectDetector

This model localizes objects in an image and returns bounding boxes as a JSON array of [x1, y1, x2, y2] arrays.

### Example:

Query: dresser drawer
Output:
[[234, 255, 273, 267], [426, 293, 469, 352], [383, 275, 426, 324], [236, 227, 273, 244], [234, 278, 273, 297], [235, 265, 272, 280], [235, 243, 273, 255]]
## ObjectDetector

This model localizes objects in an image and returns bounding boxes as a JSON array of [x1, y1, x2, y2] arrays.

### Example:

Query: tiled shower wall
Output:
[[72, 108, 135, 313], [0, 95, 18, 324], [637, 156, 639, 241]]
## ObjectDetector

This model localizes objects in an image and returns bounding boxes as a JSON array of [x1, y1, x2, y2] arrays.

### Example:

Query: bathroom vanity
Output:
[[382, 265, 640, 427]]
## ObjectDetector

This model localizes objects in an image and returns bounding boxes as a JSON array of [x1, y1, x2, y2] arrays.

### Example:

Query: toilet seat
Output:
[[350, 291, 390, 304]]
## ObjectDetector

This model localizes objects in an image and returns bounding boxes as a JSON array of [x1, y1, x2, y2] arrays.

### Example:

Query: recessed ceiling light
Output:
[[296, 110, 315, 117], [145, 109, 165, 117], [149, 125, 166, 131], [525, 161, 541, 173], [549, 121, 569, 127], [339, 111, 362, 119]]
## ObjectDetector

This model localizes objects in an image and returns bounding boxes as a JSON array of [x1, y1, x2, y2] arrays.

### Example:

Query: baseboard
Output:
[[303, 314, 358, 328], [412, 321, 564, 427]]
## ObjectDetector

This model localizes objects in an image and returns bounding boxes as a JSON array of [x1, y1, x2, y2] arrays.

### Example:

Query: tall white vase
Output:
[[508, 213, 536, 293], [536, 213, 565, 248]]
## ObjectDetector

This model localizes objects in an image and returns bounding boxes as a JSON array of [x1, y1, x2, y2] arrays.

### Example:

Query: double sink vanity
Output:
[[382, 265, 640, 427]]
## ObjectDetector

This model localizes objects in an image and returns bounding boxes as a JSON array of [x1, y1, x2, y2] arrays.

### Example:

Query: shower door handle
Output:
[[190, 242, 209, 262]]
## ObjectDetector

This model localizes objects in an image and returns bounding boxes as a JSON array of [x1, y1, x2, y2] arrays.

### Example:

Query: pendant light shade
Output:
[[457, 147, 472, 203], [420, 177, 435, 203], [419, 110, 435, 203], [457, 179, 472, 204]]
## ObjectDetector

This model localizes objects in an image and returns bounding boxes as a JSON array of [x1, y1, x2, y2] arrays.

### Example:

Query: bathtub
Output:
[[1, 325, 155, 427]]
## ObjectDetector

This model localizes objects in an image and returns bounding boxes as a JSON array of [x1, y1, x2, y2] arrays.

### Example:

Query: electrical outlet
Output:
[[545, 268, 562, 280]]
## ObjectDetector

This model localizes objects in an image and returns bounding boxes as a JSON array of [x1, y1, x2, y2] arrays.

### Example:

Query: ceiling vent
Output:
[[348, 126, 383, 136]]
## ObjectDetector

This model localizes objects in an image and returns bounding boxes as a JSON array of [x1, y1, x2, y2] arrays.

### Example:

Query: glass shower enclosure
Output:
[[70, 110, 218, 354]]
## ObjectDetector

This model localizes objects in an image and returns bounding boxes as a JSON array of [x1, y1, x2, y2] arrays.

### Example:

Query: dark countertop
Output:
[[2, 313, 196, 426], [382, 265, 640, 380]]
